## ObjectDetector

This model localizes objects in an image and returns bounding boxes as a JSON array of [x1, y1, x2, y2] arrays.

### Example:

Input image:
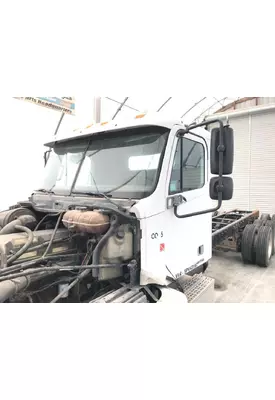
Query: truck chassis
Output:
[[212, 210, 259, 251]]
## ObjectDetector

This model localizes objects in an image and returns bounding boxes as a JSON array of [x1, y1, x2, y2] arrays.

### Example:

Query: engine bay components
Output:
[[0, 205, 136, 303], [0, 229, 74, 268], [90, 286, 149, 303], [98, 224, 134, 281], [62, 210, 110, 234], [0, 208, 37, 234]]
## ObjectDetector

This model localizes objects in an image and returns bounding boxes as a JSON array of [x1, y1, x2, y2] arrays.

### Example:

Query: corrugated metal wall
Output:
[[258, 97, 275, 106], [236, 99, 258, 110], [228, 116, 251, 210], [220, 110, 275, 214], [220, 97, 275, 112], [250, 111, 275, 213]]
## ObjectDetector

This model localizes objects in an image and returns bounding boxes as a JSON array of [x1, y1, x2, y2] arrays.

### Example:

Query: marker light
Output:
[[135, 114, 146, 119]]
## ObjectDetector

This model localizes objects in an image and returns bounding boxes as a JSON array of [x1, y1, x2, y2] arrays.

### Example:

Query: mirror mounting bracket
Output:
[[167, 195, 187, 209]]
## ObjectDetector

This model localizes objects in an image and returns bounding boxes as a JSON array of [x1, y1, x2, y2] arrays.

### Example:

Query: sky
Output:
[[100, 97, 239, 124], [0, 96, 238, 210]]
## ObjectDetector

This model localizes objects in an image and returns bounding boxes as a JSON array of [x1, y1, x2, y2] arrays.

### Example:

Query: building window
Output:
[[169, 137, 205, 194]]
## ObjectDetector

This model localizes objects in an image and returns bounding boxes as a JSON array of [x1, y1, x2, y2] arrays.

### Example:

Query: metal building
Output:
[[208, 97, 275, 214]]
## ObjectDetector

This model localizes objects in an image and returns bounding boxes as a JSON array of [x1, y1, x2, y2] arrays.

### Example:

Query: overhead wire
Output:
[[181, 97, 207, 119], [112, 97, 129, 120], [105, 97, 140, 112], [157, 97, 172, 112]]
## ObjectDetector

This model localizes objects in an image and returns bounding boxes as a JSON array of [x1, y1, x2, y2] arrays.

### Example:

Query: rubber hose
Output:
[[51, 218, 119, 303], [0, 264, 122, 283], [50, 269, 89, 303], [0, 254, 81, 277], [0, 220, 22, 235], [7, 225, 34, 266], [34, 212, 61, 231], [0, 270, 57, 303], [0, 279, 28, 302], [28, 237, 69, 253], [42, 212, 64, 259]]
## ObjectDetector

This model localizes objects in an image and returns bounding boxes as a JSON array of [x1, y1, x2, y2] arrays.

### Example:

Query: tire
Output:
[[255, 226, 273, 267], [241, 224, 257, 264], [254, 219, 264, 227], [272, 215, 275, 224], [260, 213, 271, 222], [203, 262, 209, 272], [266, 220, 275, 255]]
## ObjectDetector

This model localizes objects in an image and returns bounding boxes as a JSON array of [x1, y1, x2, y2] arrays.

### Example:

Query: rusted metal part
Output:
[[62, 210, 110, 234], [215, 97, 258, 113], [212, 210, 259, 249], [215, 237, 238, 252]]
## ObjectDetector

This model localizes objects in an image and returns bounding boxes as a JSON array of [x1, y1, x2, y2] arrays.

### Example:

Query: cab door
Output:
[[164, 132, 212, 277]]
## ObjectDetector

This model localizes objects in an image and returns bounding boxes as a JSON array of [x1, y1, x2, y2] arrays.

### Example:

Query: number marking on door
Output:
[[151, 232, 164, 240]]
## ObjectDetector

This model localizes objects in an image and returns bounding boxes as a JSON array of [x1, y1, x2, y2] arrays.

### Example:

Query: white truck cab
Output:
[[43, 113, 233, 287], [0, 113, 234, 303]]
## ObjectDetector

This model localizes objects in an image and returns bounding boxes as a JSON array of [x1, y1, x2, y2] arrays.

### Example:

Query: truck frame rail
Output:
[[212, 209, 260, 251]]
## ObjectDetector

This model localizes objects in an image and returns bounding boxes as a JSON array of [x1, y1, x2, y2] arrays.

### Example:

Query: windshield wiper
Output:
[[73, 191, 129, 212], [36, 189, 56, 194], [75, 191, 113, 199], [105, 171, 141, 195]]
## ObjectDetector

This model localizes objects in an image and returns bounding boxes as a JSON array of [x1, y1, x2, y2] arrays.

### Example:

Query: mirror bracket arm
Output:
[[174, 193, 223, 220]]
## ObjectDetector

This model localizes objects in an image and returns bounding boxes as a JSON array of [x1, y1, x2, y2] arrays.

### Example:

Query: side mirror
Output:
[[210, 177, 233, 201], [210, 125, 234, 175], [210, 124, 234, 201], [173, 119, 235, 220]]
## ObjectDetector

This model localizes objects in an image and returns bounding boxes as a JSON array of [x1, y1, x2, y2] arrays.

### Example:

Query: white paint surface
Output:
[[0, 96, 237, 210]]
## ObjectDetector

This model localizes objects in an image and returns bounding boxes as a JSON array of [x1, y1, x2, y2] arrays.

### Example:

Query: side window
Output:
[[169, 137, 205, 194]]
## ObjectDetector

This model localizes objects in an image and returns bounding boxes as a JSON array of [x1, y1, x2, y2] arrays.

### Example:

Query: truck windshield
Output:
[[38, 126, 169, 199]]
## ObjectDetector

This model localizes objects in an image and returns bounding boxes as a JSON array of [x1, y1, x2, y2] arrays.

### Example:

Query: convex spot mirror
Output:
[[210, 177, 234, 201], [211, 126, 234, 175]]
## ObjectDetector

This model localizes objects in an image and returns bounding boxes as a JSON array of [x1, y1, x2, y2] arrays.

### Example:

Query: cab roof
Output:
[[45, 113, 210, 147]]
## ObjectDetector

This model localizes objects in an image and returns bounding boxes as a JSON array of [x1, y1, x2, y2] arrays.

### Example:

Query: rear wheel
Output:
[[255, 226, 273, 267], [254, 219, 264, 227], [260, 213, 271, 222], [241, 224, 257, 264], [266, 220, 275, 255], [203, 262, 209, 273]]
